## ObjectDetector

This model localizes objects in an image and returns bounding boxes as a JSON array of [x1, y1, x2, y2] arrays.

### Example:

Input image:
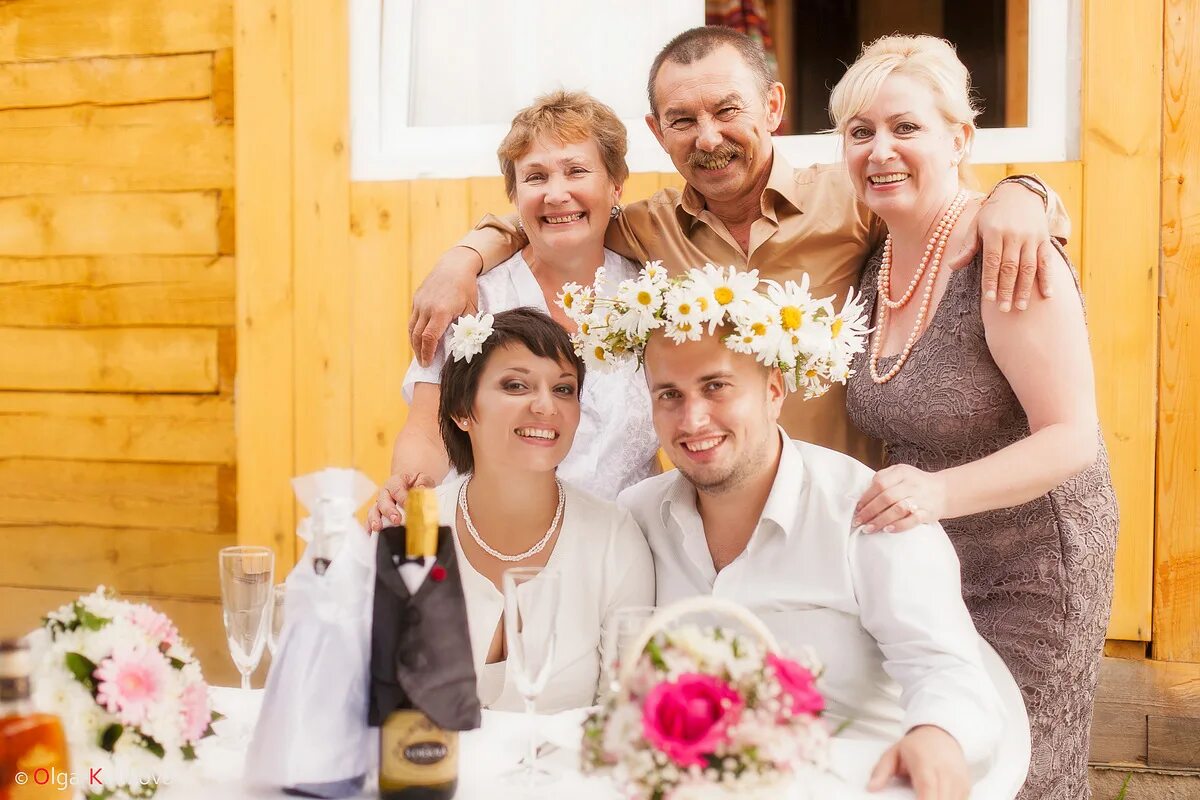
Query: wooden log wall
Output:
[[0, 0, 237, 685]]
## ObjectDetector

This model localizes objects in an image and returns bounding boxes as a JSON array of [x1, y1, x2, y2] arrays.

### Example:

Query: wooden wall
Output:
[[0, 0, 237, 684], [1156, 0, 1200, 663], [234, 0, 1171, 655], [2, 0, 1194, 696]]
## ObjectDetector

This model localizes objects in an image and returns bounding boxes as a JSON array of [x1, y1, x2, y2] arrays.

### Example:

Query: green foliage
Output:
[[645, 637, 668, 671], [142, 735, 166, 759], [65, 652, 99, 693], [100, 723, 124, 753], [74, 603, 110, 631]]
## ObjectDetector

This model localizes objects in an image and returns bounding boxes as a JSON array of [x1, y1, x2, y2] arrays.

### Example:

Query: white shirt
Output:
[[436, 475, 655, 713], [403, 249, 660, 500], [617, 432, 1003, 766]]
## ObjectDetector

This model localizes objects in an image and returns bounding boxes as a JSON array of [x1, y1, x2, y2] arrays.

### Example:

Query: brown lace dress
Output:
[[845, 246, 1119, 800]]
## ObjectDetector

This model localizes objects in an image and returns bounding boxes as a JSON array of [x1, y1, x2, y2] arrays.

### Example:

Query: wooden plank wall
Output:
[[1156, 0, 1200, 661], [1081, 0, 1162, 643], [0, 1, 238, 685]]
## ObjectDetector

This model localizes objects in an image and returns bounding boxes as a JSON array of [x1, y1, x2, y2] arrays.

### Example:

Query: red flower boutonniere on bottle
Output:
[[430, 565, 447, 583]]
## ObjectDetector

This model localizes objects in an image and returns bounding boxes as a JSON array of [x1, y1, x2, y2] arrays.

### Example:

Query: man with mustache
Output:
[[404, 25, 1067, 467]]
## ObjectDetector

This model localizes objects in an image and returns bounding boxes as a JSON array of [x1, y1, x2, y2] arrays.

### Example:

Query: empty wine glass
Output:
[[503, 567, 560, 787], [601, 605, 656, 698], [267, 583, 286, 658], [218, 546, 274, 694]]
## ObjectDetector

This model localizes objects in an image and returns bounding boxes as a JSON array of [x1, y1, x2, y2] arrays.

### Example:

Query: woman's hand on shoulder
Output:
[[853, 464, 949, 534], [409, 247, 482, 366]]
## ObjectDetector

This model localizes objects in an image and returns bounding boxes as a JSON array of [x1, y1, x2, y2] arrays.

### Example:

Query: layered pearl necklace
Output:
[[457, 476, 565, 562], [869, 190, 968, 384]]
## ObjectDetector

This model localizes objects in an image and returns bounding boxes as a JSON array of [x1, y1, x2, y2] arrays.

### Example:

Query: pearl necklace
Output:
[[869, 190, 968, 384], [457, 476, 565, 562]]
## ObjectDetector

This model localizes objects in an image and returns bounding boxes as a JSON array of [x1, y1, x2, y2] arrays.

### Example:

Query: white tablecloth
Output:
[[154, 687, 1025, 800]]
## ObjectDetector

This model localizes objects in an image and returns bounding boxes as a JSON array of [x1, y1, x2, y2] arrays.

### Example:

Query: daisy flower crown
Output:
[[555, 261, 871, 398]]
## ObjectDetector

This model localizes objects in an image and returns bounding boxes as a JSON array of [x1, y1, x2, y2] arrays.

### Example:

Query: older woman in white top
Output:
[[369, 91, 658, 531], [422, 307, 654, 711]]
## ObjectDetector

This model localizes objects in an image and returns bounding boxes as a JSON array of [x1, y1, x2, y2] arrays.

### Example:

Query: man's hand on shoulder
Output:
[[868, 725, 969, 800], [951, 180, 1056, 313], [409, 246, 482, 366]]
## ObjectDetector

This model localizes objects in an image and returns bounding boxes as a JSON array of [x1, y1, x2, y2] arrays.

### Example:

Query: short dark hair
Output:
[[438, 307, 586, 474], [647, 26, 775, 117]]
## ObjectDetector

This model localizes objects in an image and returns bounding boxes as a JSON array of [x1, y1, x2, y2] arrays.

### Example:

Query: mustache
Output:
[[687, 143, 745, 169]]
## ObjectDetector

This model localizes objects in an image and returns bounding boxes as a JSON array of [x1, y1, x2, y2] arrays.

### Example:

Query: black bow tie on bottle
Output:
[[391, 553, 431, 568]]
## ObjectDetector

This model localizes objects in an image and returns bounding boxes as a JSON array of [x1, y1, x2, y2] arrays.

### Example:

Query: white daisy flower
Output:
[[663, 285, 706, 330], [828, 286, 871, 355], [447, 312, 495, 363], [664, 319, 703, 344], [642, 259, 670, 284], [687, 264, 761, 329], [614, 275, 666, 338], [580, 337, 617, 373], [556, 282, 593, 320], [764, 277, 820, 338], [793, 356, 833, 399]]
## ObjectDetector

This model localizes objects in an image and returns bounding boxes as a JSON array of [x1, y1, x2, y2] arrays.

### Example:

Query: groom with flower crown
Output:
[[560, 263, 1004, 800]]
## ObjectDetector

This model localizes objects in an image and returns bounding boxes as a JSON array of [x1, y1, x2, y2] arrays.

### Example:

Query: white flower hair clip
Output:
[[448, 312, 495, 363], [556, 262, 870, 399]]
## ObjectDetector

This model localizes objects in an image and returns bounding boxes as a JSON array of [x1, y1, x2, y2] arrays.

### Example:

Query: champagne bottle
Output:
[[0, 638, 71, 799], [377, 487, 462, 800]]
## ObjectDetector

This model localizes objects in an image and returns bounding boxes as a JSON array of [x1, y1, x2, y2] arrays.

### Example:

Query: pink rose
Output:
[[767, 654, 824, 716], [641, 673, 743, 767]]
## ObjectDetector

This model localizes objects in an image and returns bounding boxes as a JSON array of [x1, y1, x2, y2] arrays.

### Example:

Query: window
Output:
[[350, 0, 702, 180], [350, 0, 1080, 181]]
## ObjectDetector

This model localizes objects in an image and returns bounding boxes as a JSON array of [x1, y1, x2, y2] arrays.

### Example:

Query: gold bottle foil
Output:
[[404, 487, 439, 559], [379, 710, 458, 791]]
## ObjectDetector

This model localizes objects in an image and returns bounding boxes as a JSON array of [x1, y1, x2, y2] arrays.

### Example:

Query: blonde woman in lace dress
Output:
[[369, 91, 659, 531], [833, 37, 1118, 799]]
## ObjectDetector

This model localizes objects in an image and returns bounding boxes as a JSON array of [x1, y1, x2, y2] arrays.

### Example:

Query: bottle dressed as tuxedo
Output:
[[369, 487, 481, 799]]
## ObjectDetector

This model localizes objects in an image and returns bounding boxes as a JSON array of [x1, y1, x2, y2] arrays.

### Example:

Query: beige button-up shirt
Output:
[[461, 151, 1068, 467]]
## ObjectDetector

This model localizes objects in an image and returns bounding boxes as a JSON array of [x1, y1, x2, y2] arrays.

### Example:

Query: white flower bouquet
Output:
[[582, 597, 830, 800], [556, 262, 870, 398], [29, 587, 219, 799]]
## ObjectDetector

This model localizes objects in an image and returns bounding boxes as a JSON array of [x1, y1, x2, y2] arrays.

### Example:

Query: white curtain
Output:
[[408, 0, 704, 127]]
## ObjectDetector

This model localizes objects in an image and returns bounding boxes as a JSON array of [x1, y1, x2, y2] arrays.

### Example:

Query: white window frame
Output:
[[350, 0, 1081, 182]]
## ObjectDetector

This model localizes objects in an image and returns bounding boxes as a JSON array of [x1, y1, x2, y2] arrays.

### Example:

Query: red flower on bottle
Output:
[[430, 565, 447, 582]]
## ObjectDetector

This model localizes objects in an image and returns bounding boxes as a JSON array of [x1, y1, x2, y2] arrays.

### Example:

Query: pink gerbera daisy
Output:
[[130, 606, 180, 648], [179, 680, 210, 743], [95, 648, 168, 727]]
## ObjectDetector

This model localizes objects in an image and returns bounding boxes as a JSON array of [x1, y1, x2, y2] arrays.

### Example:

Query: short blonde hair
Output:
[[497, 90, 629, 201], [829, 35, 979, 165]]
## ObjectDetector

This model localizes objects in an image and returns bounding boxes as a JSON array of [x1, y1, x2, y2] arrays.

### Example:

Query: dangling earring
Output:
[[610, 204, 623, 220], [516, 218, 525, 232]]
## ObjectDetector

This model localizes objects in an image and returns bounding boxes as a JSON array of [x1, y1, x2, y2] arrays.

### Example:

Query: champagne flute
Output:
[[267, 583, 286, 658], [503, 567, 560, 787], [218, 546, 274, 694], [601, 605, 656, 699]]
